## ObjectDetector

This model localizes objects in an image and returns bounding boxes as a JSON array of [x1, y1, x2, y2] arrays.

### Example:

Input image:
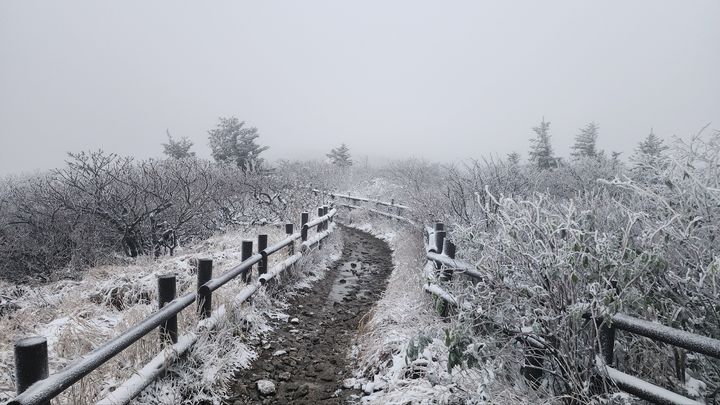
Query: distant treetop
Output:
[[207, 117, 268, 173], [162, 130, 195, 159], [632, 129, 669, 167], [327, 143, 352, 169], [528, 118, 556, 169], [571, 122, 599, 160]]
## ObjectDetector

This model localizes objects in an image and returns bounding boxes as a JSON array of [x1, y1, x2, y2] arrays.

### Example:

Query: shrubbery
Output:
[[0, 152, 326, 282], [382, 130, 720, 402]]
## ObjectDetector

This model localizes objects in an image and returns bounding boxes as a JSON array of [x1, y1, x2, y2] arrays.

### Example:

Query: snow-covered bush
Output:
[[434, 130, 720, 402], [0, 224, 342, 404], [0, 152, 326, 282]]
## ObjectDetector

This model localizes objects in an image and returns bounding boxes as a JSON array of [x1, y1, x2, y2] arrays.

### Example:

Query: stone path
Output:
[[227, 225, 393, 404]]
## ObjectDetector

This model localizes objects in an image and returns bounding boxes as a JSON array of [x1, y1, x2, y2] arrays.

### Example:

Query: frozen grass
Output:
[[342, 209, 489, 404], [133, 228, 343, 405], [0, 224, 342, 404], [357, 130, 720, 403]]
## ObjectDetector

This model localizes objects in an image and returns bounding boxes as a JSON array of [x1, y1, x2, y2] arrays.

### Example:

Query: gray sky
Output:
[[1, 1, 718, 174]]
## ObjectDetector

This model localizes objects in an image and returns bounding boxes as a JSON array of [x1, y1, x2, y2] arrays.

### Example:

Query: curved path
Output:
[[227, 225, 393, 404]]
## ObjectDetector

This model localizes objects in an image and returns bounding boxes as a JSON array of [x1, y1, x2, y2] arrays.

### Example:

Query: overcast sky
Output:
[[1, 1, 718, 175]]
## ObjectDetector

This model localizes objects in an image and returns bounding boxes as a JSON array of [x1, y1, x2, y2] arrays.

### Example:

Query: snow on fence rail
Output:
[[7, 206, 338, 405], [583, 312, 720, 404], [423, 225, 720, 405], [317, 190, 414, 225], [329, 190, 720, 404], [311, 189, 411, 211]]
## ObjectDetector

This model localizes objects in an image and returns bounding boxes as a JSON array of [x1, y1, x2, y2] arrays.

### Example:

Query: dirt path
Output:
[[227, 225, 393, 404]]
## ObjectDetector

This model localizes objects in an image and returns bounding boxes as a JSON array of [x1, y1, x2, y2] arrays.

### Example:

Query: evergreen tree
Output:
[[528, 118, 555, 169], [208, 117, 268, 173], [327, 144, 352, 168], [162, 130, 195, 159], [632, 129, 668, 167], [507, 152, 521, 165], [571, 122, 599, 160]]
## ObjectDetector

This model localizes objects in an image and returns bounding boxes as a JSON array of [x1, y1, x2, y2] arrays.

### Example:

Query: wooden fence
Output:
[[330, 191, 720, 405], [7, 206, 337, 405]]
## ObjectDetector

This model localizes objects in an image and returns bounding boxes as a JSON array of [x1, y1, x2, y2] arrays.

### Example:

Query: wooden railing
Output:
[[423, 225, 719, 405], [7, 206, 337, 405], [330, 190, 719, 405]]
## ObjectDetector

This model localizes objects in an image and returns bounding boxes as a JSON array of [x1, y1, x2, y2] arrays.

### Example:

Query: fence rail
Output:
[[321, 191, 414, 225], [311, 189, 410, 210], [334, 191, 719, 405], [15, 186, 720, 405], [7, 206, 337, 405], [421, 225, 720, 405]]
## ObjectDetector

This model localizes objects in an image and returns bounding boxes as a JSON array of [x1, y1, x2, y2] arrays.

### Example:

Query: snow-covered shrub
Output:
[[435, 129, 720, 403], [0, 153, 326, 282], [0, 222, 342, 404]]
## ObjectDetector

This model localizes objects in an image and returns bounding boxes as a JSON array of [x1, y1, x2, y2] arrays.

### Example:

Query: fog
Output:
[[1, 1, 718, 174]]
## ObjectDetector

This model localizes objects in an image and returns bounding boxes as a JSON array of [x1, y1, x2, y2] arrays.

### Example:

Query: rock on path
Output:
[[227, 225, 393, 404]]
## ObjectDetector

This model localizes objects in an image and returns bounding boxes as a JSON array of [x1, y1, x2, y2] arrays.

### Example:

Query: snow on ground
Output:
[[341, 208, 490, 404], [0, 224, 342, 404], [134, 229, 343, 405]]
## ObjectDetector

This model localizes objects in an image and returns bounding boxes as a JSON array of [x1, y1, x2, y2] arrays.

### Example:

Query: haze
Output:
[[1, 1, 718, 175]]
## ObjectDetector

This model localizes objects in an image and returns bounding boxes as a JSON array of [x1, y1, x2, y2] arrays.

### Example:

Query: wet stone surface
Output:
[[227, 225, 393, 404]]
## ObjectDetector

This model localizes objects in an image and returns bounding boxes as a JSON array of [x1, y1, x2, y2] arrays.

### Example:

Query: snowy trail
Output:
[[226, 225, 393, 404]]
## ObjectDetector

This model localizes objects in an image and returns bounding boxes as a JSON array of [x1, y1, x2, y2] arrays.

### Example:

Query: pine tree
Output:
[[507, 152, 521, 165], [632, 129, 668, 167], [571, 122, 599, 160], [327, 144, 352, 168], [208, 117, 268, 173], [162, 130, 195, 159], [528, 118, 555, 169]]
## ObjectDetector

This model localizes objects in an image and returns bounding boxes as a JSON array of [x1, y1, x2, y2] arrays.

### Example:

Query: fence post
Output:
[[441, 240, 456, 282], [598, 319, 616, 366], [301, 212, 309, 242], [14, 336, 49, 403], [435, 230, 446, 255], [158, 274, 178, 345], [241, 240, 253, 283], [322, 205, 329, 229], [258, 234, 268, 276], [434, 222, 445, 232], [598, 280, 619, 365], [317, 207, 324, 232], [285, 223, 294, 256], [197, 259, 213, 319]]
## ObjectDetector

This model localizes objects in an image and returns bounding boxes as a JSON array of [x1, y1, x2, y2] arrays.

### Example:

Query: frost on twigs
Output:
[[372, 130, 720, 403], [0, 223, 342, 404], [348, 130, 720, 403]]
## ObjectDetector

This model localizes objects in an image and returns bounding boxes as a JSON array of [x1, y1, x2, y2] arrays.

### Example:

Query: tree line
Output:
[[523, 118, 668, 170], [0, 116, 331, 283], [163, 117, 354, 171]]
